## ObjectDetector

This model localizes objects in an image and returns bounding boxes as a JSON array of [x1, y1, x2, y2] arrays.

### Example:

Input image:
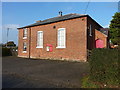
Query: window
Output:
[[23, 42, 27, 53], [23, 28, 27, 39], [89, 24, 92, 36], [56, 28, 66, 48], [36, 31, 43, 48]]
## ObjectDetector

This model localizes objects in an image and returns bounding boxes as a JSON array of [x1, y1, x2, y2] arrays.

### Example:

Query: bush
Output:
[[2, 47, 12, 56], [89, 48, 119, 86]]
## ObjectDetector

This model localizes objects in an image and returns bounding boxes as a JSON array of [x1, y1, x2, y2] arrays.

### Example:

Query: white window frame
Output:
[[23, 28, 27, 39], [36, 31, 43, 48], [56, 28, 66, 48], [89, 24, 92, 36], [23, 42, 27, 53], [23, 51, 27, 53]]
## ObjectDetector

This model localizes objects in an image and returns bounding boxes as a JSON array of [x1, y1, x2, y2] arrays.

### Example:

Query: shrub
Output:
[[89, 48, 119, 86], [2, 47, 12, 56]]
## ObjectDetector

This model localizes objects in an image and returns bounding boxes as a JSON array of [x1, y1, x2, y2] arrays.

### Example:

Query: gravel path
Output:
[[2, 56, 89, 88]]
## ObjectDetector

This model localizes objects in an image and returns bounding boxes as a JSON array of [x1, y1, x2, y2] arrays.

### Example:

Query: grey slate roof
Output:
[[99, 28, 109, 36], [18, 13, 87, 29]]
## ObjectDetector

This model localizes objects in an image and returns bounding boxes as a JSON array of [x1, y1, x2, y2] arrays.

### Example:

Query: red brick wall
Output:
[[95, 30, 107, 48], [87, 17, 102, 50], [18, 17, 87, 61], [18, 28, 30, 58], [18, 16, 103, 61]]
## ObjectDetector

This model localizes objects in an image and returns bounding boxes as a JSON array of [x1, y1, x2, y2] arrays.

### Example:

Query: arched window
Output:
[[56, 28, 66, 48]]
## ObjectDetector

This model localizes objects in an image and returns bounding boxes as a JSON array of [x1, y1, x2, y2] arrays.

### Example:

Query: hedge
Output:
[[89, 48, 119, 86], [2, 47, 12, 56]]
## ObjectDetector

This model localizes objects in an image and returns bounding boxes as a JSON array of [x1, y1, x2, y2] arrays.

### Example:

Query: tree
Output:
[[109, 12, 120, 45], [5, 41, 16, 47]]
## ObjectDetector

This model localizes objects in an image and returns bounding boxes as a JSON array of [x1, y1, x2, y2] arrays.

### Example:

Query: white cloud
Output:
[[3, 24, 19, 30]]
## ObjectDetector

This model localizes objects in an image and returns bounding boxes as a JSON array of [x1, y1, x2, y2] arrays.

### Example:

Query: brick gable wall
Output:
[[18, 16, 104, 62], [87, 17, 102, 50], [18, 17, 87, 62], [95, 30, 108, 48]]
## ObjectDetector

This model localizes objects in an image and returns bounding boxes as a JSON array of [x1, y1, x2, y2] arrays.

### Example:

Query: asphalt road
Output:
[[2, 56, 89, 88]]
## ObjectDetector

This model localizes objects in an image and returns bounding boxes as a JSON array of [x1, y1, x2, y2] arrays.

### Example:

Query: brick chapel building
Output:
[[18, 13, 108, 62]]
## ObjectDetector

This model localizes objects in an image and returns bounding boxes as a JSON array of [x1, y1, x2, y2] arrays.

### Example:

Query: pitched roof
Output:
[[18, 13, 102, 29], [18, 13, 87, 29], [99, 28, 109, 36]]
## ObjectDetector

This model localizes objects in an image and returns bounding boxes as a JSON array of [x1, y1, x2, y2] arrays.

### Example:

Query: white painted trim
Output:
[[37, 31, 43, 33], [89, 24, 92, 36], [57, 28, 66, 48], [22, 51, 27, 53], [23, 37, 27, 39], [58, 28, 66, 30], [37, 31, 43, 48], [56, 46, 66, 48], [36, 46, 43, 48], [23, 28, 27, 39]]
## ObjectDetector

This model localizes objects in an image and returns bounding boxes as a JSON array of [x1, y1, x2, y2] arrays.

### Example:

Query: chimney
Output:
[[36, 20, 41, 23], [59, 11, 62, 16]]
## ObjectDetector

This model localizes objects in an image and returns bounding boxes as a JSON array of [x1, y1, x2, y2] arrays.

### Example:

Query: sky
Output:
[[2, 2, 118, 45]]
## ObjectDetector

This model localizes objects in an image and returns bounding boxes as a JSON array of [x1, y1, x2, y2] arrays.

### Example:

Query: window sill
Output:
[[36, 46, 43, 48], [56, 46, 66, 48], [89, 34, 92, 37], [22, 51, 27, 53], [23, 37, 27, 39]]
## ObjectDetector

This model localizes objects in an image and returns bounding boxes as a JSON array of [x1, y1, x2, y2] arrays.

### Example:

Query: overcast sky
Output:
[[2, 2, 118, 45]]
